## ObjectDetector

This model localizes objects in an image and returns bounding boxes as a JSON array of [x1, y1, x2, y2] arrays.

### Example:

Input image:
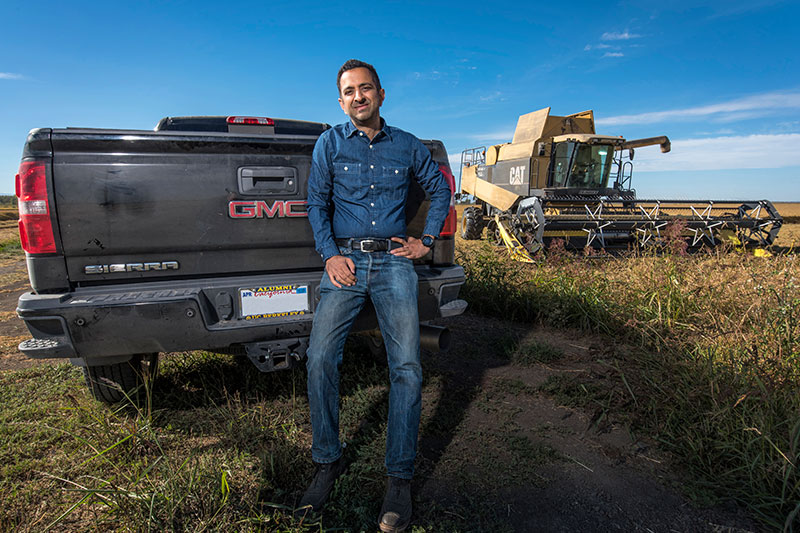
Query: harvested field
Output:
[[1, 205, 798, 530], [774, 202, 800, 222], [0, 209, 16, 222]]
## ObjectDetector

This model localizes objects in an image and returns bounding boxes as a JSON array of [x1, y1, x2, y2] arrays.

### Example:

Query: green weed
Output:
[[511, 340, 564, 366]]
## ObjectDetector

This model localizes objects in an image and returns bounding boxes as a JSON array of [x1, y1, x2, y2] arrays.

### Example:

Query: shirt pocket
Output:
[[381, 166, 410, 201], [333, 163, 365, 200]]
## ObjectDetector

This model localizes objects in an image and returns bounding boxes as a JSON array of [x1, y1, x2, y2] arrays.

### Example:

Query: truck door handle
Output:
[[238, 166, 298, 196]]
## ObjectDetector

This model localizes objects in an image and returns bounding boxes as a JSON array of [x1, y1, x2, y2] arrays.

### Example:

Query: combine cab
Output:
[[459, 107, 782, 259]]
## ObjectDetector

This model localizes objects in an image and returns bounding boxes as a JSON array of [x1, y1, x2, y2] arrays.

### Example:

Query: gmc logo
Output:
[[229, 200, 308, 219]]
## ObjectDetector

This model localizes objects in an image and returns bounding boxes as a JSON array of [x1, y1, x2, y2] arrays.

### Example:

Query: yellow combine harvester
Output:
[[459, 107, 782, 259]]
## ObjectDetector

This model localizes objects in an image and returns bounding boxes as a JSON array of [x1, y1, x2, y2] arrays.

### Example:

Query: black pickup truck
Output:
[[14, 116, 467, 402]]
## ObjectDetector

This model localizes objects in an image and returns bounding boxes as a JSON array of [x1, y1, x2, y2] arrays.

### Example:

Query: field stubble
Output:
[[456, 230, 800, 529], [1, 208, 799, 530]]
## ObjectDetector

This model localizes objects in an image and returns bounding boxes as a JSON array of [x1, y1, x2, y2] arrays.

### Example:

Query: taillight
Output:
[[438, 164, 457, 237], [16, 161, 57, 254], [226, 116, 275, 125]]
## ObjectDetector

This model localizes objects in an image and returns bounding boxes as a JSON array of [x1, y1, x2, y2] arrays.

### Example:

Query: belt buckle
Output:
[[359, 239, 377, 252]]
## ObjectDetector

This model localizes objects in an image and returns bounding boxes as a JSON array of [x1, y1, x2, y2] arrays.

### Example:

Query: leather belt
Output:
[[335, 238, 402, 252]]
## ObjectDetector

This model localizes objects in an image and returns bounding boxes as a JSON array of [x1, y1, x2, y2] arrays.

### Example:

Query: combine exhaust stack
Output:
[[459, 107, 782, 259]]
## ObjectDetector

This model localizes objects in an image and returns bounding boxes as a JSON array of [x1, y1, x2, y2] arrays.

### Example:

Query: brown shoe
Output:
[[378, 476, 412, 532]]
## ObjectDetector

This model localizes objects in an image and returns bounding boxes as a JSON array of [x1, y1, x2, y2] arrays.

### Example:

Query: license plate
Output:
[[239, 284, 309, 320]]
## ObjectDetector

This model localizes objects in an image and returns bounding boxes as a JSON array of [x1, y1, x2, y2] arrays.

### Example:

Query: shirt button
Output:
[[370, 164, 374, 169], [370, 202, 374, 207], [359, 132, 364, 136], [372, 221, 376, 225], [395, 169, 399, 174], [369, 145, 373, 149], [370, 184, 375, 189], [344, 166, 348, 171]]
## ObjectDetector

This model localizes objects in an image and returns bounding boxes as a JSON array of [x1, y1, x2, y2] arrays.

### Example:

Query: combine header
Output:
[[459, 107, 782, 260]]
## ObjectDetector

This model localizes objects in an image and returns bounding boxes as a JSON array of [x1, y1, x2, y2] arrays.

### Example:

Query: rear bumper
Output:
[[17, 266, 466, 364]]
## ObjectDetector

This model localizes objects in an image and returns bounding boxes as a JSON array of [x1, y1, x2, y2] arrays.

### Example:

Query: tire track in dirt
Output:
[[419, 314, 758, 532]]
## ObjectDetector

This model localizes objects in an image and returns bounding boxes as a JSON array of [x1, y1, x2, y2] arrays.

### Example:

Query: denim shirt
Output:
[[307, 119, 451, 262]]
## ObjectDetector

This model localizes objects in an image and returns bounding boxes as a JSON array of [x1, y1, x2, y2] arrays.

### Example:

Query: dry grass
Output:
[[457, 238, 800, 528], [0, 220, 18, 244], [774, 202, 800, 219], [776, 223, 800, 248]]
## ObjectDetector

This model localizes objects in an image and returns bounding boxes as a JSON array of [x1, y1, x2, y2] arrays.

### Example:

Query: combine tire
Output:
[[461, 207, 484, 240], [82, 353, 159, 404], [486, 219, 503, 246]]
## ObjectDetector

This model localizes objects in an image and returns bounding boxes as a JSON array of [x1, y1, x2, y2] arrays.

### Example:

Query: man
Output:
[[298, 59, 450, 532]]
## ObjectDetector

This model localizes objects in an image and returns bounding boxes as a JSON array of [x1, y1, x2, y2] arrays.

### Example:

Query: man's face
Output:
[[338, 67, 385, 126]]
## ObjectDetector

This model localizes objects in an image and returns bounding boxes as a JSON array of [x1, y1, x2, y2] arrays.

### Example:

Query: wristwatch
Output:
[[421, 234, 435, 248]]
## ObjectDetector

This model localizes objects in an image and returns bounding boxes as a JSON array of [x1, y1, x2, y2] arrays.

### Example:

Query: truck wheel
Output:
[[360, 331, 386, 360], [461, 207, 484, 240], [82, 353, 159, 404]]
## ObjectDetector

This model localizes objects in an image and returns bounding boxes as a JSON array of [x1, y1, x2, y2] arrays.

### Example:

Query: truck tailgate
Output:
[[51, 131, 322, 283]]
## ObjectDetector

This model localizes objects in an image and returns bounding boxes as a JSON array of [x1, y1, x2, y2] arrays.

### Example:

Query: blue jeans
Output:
[[306, 248, 421, 479]]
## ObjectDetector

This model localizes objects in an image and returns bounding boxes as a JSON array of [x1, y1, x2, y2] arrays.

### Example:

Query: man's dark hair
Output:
[[337, 59, 382, 93]]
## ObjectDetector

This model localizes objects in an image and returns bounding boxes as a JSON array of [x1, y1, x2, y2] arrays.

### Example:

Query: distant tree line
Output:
[[0, 195, 17, 208]]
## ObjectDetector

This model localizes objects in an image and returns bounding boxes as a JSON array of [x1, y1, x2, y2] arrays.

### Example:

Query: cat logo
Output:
[[509, 166, 525, 185]]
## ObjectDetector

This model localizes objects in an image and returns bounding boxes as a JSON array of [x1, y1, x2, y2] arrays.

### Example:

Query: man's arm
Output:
[[390, 138, 451, 260], [306, 134, 341, 263], [306, 133, 357, 287]]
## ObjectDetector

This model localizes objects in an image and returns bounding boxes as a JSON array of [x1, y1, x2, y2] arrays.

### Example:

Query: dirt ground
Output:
[[0, 256, 63, 371], [421, 314, 759, 532]]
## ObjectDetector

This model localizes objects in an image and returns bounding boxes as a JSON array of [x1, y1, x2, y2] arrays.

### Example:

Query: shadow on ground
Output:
[[136, 311, 757, 532]]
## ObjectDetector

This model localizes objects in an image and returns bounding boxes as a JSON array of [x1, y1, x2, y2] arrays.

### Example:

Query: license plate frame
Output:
[[239, 284, 309, 320]]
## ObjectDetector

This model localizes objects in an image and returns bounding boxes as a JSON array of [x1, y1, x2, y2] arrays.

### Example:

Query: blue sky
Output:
[[1, 0, 797, 200]]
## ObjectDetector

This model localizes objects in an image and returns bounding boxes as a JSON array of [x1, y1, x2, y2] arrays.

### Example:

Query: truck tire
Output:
[[363, 332, 386, 359], [82, 353, 159, 404], [461, 207, 484, 240]]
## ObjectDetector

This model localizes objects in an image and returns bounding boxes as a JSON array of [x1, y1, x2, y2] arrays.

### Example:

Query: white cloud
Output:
[[466, 130, 514, 142], [632, 134, 800, 172], [0, 72, 24, 80], [597, 91, 800, 126], [448, 152, 463, 170], [603, 52, 624, 58], [695, 128, 736, 135], [601, 31, 641, 40], [707, 0, 785, 18], [479, 91, 504, 102], [584, 43, 613, 51]]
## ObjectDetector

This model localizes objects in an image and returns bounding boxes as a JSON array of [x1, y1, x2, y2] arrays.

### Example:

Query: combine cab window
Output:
[[549, 142, 614, 189], [550, 142, 575, 188]]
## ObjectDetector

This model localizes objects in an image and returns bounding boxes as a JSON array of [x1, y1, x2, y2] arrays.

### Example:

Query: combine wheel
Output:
[[485, 219, 503, 246], [460, 207, 485, 240]]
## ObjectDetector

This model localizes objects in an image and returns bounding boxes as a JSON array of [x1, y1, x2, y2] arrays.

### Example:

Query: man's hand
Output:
[[325, 255, 356, 288], [389, 236, 430, 260]]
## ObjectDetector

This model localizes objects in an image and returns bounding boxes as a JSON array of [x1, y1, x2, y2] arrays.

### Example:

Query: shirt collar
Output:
[[344, 118, 393, 141]]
